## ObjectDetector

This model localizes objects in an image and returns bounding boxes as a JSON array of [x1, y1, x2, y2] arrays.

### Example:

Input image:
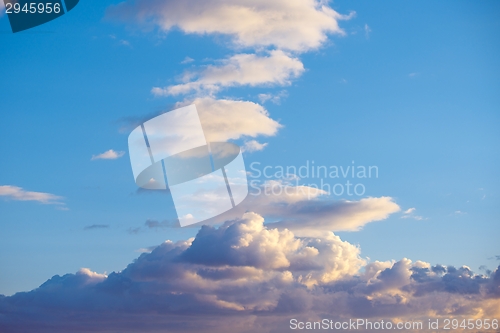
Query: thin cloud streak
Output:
[[0, 213, 498, 332], [83, 224, 110, 231], [0, 185, 64, 205]]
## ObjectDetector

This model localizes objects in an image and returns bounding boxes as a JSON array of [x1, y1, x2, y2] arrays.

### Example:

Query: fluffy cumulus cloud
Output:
[[177, 97, 282, 142], [152, 51, 304, 96], [0, 185, 63, 205], [0, 213, 498, 333], [107, 0, 352, 52], [91, 149, 125, 160]]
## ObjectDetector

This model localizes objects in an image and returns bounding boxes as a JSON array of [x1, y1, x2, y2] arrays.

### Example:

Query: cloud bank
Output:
[[0, 213, 498, 333], [107, 0, 352, 52]]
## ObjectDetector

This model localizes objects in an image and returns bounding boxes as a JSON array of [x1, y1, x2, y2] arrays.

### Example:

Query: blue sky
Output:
[[0, 1, 499, 331]]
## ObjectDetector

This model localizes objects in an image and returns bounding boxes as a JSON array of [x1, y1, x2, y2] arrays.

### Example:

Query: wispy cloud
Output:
[[181, 56, 194, 64], [91, 149, 125, 161], [119, 40, 131, 47], [83, 224, 110, 231], [401, 207, 426, 220], [174, 180, 401, 234], [0, 185, 64, 205], [0, 213, 498, 332], [403, 207, 416, 214], [364, 23, 371, 39], [127, 227, 142, 235], [258, 90, 288, 105]]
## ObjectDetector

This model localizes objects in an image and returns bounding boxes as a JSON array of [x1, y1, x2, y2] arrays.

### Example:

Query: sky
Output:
[[0, 1, 499, 332]]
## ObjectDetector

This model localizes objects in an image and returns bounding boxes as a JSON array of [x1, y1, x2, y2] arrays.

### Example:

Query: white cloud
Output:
[[77, 268, 107, 282], [402, 207, 426, 220], [242, 140, 268, 152], [364, 23, 371, 39], [91, 149, 125, 161], [258, 90, 288, 104], [403, 207, 416, 214], [197, 181, 401, 234], [176, 97, 282, 142], [0, 185, 64, 205], [402, 215, 425, 220], [107, 0, 354, 52], [259, 194, 401, 235], [153, 51, 304, 96], [181, 56, 194, 64]]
